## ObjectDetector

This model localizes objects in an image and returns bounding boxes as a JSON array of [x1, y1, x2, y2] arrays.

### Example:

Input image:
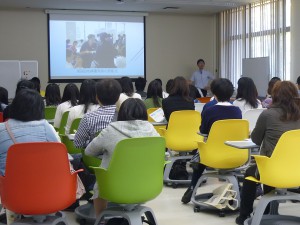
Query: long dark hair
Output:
[[236, 77, 259, 108], [271, 81, 300, 121], [146, 80, 163, 107], [78, 79, 97, 113], [61, 83, 79, 107], [45, 83, 61, 106]]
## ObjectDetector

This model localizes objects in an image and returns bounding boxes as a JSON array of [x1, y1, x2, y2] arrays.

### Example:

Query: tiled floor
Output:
[[66, 179, 300, 225]]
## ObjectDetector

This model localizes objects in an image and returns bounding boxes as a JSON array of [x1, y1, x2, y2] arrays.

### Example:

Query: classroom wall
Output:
[[0, 9, 216, 93]]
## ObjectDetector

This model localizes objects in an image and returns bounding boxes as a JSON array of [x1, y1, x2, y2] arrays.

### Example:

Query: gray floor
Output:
[[65, 179, 300, 225]]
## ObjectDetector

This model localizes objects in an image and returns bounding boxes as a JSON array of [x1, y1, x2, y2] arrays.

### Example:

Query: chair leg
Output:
[[94, 206, 157, 225]]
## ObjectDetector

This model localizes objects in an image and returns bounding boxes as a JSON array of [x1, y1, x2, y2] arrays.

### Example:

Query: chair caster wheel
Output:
[[172, 183, 178, 189], [194, 206, 201, 212], [76, 218, 86, 225], [219, 212, 225, 217]]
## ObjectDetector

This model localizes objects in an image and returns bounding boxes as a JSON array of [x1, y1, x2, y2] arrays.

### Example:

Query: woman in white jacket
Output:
[[233, 77, 262, 114], [85, 98, 159, 216]]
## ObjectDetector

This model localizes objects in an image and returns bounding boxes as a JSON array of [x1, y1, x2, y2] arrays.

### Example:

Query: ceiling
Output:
[[0, 0, 258, 15]]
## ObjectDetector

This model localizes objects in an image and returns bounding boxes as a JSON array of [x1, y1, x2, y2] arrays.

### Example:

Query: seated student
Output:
[[45, 83, 61, 106], [135, 77, 147, 99], [85, 98, 159, 216], [0, 86, 8, 112], [189, 84, 202, 102], [235, 81, 300, 225], [65, 80, 98, 135], [144, 79, 163, 109], [116, 77, 141, 110], [262, 77, 281, 108], [74, 79, 122, 149], [297, 76, 300, 95], [156, 78, 169, 98], [162, 76, 194, 122], [54, 83, 79, 129], [30, 77, 41, 94], [233, 77, 262, 114], [181, 78, 242, 204], [0, 89, 60, 176], [3, 80, 35, 121]]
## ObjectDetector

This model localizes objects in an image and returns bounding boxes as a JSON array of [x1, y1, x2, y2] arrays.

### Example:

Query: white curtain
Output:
[[219, 0, 290, 84]]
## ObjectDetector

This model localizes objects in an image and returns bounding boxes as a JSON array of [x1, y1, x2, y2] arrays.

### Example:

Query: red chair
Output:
[[0, 112, 3, 123], [0, 142, 82, 224]]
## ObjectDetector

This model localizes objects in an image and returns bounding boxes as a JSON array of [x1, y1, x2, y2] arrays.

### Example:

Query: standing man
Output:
[[190, 59, 214, 97]]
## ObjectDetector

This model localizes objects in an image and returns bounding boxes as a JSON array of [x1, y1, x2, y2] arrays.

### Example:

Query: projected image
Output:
[[48, 13, 145, 80], [65, 21, 126, 69]]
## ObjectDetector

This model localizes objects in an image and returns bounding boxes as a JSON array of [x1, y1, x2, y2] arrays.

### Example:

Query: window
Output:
[[219, 0, 291, 85]]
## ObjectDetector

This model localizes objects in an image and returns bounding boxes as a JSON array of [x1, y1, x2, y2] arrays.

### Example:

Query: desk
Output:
[[68, 134, 75, 141], [225, 139, 258, 149], [151, 121, 168, 126]]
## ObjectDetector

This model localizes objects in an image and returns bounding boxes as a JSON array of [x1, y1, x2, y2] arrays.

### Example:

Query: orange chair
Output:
[[0, 142, 82, 224]]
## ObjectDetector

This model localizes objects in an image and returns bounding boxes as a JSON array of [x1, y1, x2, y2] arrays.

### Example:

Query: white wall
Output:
[[0, 9, 216, 93]]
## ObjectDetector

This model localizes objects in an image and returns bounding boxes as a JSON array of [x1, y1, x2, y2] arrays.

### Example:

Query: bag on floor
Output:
[[169, 160, 189, 180]]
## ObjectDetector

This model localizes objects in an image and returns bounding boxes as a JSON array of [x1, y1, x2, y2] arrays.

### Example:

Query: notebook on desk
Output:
[[149, 108, 165, 122]]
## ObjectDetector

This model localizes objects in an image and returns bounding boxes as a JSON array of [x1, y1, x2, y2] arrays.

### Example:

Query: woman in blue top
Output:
[[0, 89, 59, 176]]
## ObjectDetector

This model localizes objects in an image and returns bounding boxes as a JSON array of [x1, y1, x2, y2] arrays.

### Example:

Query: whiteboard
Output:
[[242, 57, 270, 97], [0, 60, 21, 99], [20, 61, 38, 80]]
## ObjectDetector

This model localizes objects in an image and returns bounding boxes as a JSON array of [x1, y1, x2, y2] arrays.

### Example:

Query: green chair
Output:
[[44, 106, 57, 123], [57, 111, 69, 135], [69, 117, 81, 134], [92, 137, 166, 225], [61, 118, 82, 154]]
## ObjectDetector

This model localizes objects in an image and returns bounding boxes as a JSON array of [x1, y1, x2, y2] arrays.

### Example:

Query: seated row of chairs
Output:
[[0, 137, 166, 225]]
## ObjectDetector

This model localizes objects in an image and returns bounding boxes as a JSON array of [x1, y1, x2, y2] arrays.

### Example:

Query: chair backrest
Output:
[[0, 112, 3, 123], [70, 117, 81, 134], [44, 106, 57, 120], [242, 108, 266, 132], [259, 129, 300, 188], [164, 110, 203, 151], [58, 111, 70, 135], [81, 149, 101, 173], [199, 119, 249, 169], [0, 142, 77, 215], [93, 137, 165, 204]]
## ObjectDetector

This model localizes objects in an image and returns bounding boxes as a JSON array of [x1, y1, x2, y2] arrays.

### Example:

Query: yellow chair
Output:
[[191, 119, 250, 216], [147, 108, 166, 136], [245, 129, 300, 225], [160, 110, 203, 187]]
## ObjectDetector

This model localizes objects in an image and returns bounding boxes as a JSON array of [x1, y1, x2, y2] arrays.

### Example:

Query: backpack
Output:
[[169, 160, 189, 180]]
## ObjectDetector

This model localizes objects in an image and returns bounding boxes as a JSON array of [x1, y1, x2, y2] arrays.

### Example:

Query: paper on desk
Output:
[[149, 108, 165, 122]]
